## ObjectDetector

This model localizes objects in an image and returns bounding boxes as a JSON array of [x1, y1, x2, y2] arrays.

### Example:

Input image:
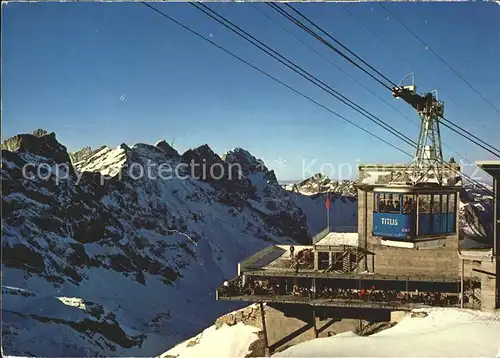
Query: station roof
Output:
[[356, 163, 462, 188], [476, 160, 500, 179], [315, 232, 358, 247], [239, 243, 372, 273]]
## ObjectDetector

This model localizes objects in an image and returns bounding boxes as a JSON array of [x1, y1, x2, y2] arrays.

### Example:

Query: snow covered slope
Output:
[[2, 131, 323, 356], [158, 308, 500, 358], [160, 322, 261, 358], [274, 308, 500, 357]]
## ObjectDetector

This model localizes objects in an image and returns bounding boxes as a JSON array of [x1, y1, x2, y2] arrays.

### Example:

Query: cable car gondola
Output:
[[372, 186, 458, 240]]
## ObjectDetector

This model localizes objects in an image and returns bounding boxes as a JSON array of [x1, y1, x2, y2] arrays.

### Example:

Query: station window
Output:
[[393, 195, 401, 213], [418, 194, 431, 213], [379, 193, 388, 212], [431, 194, 441, 214], [379, 193, 400, 213], [441, 194, 448, 213], [448, 193, 456, 213], [402, 194, 416, 213]]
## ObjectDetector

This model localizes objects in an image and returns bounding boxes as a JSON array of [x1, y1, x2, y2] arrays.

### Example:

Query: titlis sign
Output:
[[381, 217, 399, 226]]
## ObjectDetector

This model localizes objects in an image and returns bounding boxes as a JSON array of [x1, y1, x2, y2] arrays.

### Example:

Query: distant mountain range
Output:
[[1, 129, 356, 356], [1, 129, 492, 357]]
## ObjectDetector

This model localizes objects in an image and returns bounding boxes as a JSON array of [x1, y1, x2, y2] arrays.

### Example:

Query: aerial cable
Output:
[[191, 2, 416, 147], [249, 2, 421, 131], [141, 3, 495, 197], [440, 117, 500, 157], [251, 3, 490, 179], [270, 2, 500, 156], [439, 120, 500, 159], [139, 2, 410, 157], [265, 2, 394, 91], [341, 4, 500, 138], [273, 2, 397, 88], [380, 3, 500, 117]]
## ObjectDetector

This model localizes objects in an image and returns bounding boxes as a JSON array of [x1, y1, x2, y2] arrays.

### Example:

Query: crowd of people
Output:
[[314, 286, 462, 306], [219, 277, 471, 308], [379, 198, 417, 214]]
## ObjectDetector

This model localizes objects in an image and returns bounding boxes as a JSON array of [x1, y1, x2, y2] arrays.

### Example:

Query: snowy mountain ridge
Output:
[[2, 130, 317, 356], [283, 173, 356, 197]]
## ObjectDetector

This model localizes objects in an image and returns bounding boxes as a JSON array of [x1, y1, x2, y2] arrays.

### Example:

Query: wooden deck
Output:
[[216, 293, 474, 311], [243, 268, 464, 283]]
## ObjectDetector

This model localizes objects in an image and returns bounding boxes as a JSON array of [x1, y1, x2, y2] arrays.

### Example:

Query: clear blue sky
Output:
[[2, 1, 499, 181]]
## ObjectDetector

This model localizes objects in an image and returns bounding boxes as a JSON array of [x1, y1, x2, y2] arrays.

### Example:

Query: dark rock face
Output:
[[181, 144, 256, 202], [2, 135, 201, 291], [155, 140, 180, 159], [181, 144, 234, 182], [2, 131, 73, 167], [223, 148, 268, 174], [2, 131, 316, 355]]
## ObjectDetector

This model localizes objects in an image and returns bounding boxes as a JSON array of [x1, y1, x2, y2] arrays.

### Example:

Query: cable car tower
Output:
[[371, 74, 459, 243], [390, 74, 445, 186]]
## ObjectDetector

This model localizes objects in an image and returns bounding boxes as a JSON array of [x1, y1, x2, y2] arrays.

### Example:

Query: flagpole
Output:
[[327, 206, 330, 232], [326, 193, 330, 232]]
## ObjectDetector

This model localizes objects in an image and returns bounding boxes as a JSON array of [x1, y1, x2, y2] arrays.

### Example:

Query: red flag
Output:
[[325, 193, 330, 210]]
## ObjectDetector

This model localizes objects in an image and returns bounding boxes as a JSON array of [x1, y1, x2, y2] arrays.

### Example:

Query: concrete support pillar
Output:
[[494, 177, 498, 259], [460, 258, 464, 308], [312, 308, 318, 338], [328, 252, 333, 267], [364, 190, 368, 271], [357, 188, 366, 261], [355, 247, 359, 273], [242, 274, 246, 287], [314, 250, 319, 271], [494, 177, 499, 309], [259, 302, 269, 354]]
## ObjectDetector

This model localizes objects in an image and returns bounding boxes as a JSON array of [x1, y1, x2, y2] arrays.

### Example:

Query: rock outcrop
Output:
[[2, 130, 73, 167], [2, 131, 314, 356]]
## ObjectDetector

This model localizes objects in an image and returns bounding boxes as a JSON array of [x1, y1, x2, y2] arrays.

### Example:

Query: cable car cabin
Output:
[[372, 187, 458, 240]]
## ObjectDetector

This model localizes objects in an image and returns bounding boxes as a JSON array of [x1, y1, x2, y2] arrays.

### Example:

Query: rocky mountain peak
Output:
[[222, 147, 268, 174], [181, 144, 229, 182], [285, 173, 356, 197], [155, 140, 180, 159], [33, 128, 49, 137], [2, 130, 72, 166], [70, 146, 97, 164]]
